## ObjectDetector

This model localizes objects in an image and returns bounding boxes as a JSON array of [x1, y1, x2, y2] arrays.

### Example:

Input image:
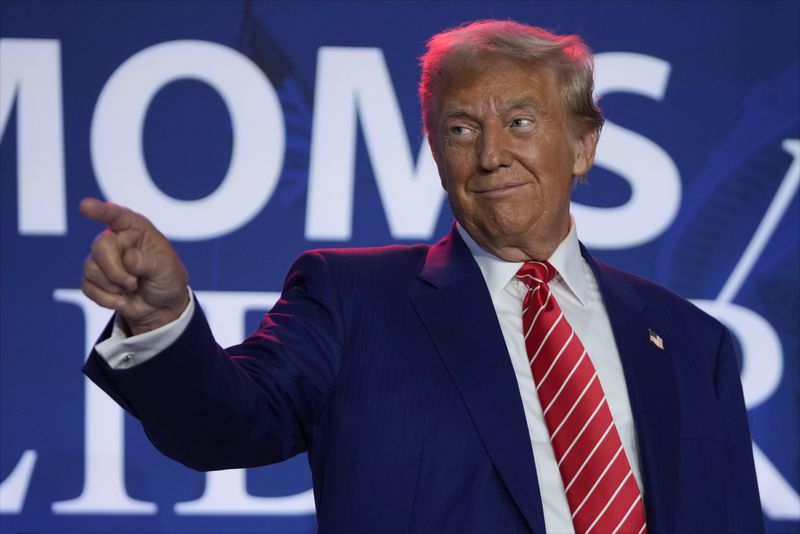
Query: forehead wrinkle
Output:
[[437, 66, 555, 128]]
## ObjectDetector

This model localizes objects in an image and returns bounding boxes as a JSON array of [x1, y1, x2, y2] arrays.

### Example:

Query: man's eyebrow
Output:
[[502, 97, 542, 111], [441, 108, 476, 121], [441, 98, 542, 121]]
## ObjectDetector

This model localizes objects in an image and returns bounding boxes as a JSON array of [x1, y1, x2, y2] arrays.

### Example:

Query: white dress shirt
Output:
[[96, 223, 643, 533], [95, 288, 195, 369], [456, 222, 644, 533]]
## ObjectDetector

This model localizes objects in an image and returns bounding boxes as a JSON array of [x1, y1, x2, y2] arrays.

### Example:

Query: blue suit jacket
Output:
[[84, 227, 763, 533]]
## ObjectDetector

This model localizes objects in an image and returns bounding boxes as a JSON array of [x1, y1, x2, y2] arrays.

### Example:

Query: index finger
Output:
[[79, 197, 142, 232]]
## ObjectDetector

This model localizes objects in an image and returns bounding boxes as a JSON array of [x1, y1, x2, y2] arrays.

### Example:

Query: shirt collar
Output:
[[456, 219, 588, 308]]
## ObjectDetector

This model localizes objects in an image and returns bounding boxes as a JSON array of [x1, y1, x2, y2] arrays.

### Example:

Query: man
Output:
[[81, 20, 763, 533]]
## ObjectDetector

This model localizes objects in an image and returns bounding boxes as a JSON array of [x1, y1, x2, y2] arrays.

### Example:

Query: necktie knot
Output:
[[516, 261, 556, 289]]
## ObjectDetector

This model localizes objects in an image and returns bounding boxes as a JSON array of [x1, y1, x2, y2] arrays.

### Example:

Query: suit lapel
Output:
[[412, 228, 545, 534], [583, 247, 678, 534]]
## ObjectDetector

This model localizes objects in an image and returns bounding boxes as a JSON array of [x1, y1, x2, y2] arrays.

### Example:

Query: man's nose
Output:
[[477, 126, 513, 171]]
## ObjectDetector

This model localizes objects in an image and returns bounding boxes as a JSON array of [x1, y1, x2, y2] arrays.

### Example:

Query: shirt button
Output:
[[120, 353, 134, 367]]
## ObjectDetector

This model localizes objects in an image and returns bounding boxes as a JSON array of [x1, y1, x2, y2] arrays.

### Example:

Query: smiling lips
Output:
[[472, 182, 526, 197]]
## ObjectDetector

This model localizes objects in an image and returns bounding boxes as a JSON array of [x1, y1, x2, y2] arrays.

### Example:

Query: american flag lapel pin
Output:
[[648, 328, 664, 351]]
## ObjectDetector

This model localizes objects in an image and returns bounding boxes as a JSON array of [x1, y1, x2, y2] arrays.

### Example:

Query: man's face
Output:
[[431, 56, 597, 261]]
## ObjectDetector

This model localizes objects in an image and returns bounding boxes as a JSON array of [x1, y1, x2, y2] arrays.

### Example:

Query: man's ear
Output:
[[572, 127, 599, 178]]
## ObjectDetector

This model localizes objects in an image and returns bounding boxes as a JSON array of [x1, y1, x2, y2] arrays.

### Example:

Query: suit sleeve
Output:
[[715, 327, 765, 533], [82, 251, 346, 471]]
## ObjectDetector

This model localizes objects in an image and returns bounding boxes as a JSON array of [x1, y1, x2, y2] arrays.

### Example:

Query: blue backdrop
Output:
[[1, 1, 798, 533]]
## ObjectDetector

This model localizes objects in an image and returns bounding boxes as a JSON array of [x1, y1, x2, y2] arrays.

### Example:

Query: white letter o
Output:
[[91, 40, 284, 240]]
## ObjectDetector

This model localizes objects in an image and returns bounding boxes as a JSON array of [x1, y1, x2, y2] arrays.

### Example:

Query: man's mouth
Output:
[[473, 182, 526, 197]]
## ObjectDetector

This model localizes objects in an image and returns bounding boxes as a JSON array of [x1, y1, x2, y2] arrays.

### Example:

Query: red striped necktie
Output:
[[516, 261, 647, 534]]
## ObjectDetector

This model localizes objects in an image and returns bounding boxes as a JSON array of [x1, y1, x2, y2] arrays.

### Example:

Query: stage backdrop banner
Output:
[[1, 1, 798, 533]]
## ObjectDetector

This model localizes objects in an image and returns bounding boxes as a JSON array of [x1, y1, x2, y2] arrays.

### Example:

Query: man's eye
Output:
[[450, 125, 472, 135], [510, 118, 533, 128]]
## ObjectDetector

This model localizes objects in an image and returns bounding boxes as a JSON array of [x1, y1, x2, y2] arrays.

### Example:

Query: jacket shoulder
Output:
[[592, 258, 725, 332], [281, 244, 434, 297], [295, 243, 431, 274]]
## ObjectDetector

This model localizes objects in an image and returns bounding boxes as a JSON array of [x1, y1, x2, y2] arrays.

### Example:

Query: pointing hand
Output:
[[80, 198, 190, 335]]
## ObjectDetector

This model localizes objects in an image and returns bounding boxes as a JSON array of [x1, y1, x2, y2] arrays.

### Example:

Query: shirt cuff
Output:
[[94, 288, 195, 369]]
